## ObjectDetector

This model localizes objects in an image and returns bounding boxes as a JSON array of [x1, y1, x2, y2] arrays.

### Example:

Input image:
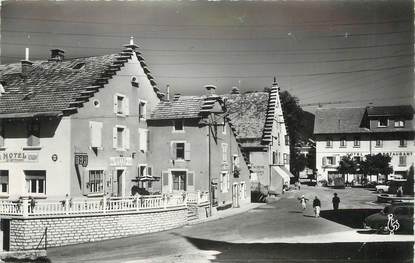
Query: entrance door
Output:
[[116, 169, 124, 196], [232, 183, 240, 208]]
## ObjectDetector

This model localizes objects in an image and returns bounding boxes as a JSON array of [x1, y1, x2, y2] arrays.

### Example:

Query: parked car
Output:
[[375, 180, 406, 193], [364, 202, 414, 234]]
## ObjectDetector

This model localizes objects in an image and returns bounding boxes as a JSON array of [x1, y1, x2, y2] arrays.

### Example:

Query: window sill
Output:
[[0, 147, 6, 151], [22, 146, 42, 151], [175, 159, 186, 162], [115, 148, 127, 152], [87, 193, 104, 197], [353, 146, 361, 148], [325, 146, 333, 148], [398, 146, 407, 148], [172, 130, 185, 133], [339, 146, 347, 148], [116, 113, 126, 117], [139, 117, 147, 121], [0, 193, 9, 198]]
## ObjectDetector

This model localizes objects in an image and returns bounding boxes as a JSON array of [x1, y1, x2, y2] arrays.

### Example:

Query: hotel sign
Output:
[[110, 157, 132, 167], [346, 152, 413, 156], [74, 153, 88, 167], [0, 152, 39, 162]]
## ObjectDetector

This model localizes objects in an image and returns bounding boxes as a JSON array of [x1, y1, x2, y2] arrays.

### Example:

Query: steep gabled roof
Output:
[[366, 105, 414, 118], [0, 43, 162, 118], [314, 107, 368, 134]]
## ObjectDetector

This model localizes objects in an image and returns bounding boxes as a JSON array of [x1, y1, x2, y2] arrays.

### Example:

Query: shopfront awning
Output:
[[273, 166, 292, 184]]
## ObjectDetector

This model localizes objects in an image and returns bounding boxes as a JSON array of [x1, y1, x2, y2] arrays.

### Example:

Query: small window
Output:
[[0, 170, 9, 193], [222, 143, 228, 162], [272, 151, 277, 165], [27, 121, 40, 146], [340, 138, 347, 147], [399, 156, 407, 166], [117, 127, 124, 149], [173, 120, 184, 132], [375, 139, 382, 148], [326, 157, 335, 165], [394, 120, 405, 127], [399, 139, 407, 147], [25, 170, 46, 194], [378, 118, 388, 127], [285, 135, 289, 146], [139, 165, 147, 177], [353, 137, 360, 147], [88, 170, 104, 193], [139, 100, 147, 120], [93, 99, 100, 108], [114, 94, 128, 116], [326, 137, 333, 148], [117, 96, 124, 114], [283, 153, 288, 164], [176, 143, 185, 159]]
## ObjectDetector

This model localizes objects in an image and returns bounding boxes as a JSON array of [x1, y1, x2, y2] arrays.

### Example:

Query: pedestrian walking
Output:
[[313, 196, 321, 218], [332, 193, 340, 211], [298, 195, 308, 211]]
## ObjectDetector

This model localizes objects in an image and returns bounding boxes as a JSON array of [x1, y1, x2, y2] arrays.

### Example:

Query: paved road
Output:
[[48, 186, 413, 263]]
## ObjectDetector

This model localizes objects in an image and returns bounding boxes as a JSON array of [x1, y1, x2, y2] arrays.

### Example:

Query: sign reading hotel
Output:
[[110, 157, 132, 167], [0, 152, 39, 162], [74, 153, 88, 167]]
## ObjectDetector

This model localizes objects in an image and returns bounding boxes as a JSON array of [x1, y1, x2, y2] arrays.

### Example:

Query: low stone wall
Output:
[[7, 207, 187, 251]]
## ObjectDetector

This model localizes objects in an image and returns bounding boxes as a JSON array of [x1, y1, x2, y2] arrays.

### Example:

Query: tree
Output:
[[359, 153, 393, 183], [404, 165, 414, 195], [306, 147, 316, 171], [291, 152, 307, 177], [337, 155, 358, 183]]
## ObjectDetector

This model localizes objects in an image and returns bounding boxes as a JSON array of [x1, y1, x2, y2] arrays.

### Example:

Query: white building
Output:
[[314, 105, 414, 185]]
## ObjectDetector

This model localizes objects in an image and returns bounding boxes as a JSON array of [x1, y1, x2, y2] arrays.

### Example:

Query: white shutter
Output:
[[220, 173, 223, 192], [112, 126, 117, 149], [124, 97, 130, 116], [185, 142, 191, 161], [227, 172, 230, 191], [139, 129, 147, 152], [90, 121, 103, 148], [113, 94, 118, 114], [322, 157, 326, 166], [124, 128, 130, 150]]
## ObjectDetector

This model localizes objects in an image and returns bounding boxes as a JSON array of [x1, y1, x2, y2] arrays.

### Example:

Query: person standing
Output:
[[298, 195, 308, 211], [332, 193, 340, 211], [313, 196, 321, 218], [396, 186, 403, 197]]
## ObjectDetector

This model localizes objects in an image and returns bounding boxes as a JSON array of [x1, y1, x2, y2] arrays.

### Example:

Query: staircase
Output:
[[187, 205, 199, 222]]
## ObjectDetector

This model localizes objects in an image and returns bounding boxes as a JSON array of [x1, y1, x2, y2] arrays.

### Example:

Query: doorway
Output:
[[116, 169, 125, 197], [232, 183, 240, 208]]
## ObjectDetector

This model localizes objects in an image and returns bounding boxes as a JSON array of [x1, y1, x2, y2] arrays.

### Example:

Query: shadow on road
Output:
[[320, 209, 380, 228], [182, 236, 413, 263]]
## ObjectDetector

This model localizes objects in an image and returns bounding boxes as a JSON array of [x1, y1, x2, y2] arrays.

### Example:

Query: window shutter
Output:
[[139, 129, 147, 152], [187, 171, 194, 186], [82, 170, 89, 195], [124, 128, 130, 150], [171, 142, 177, 159], [227, 172, 230, 190], [162, 171, 169, 186], [147, 130, 150, 152], [322, 157, 326, 166], [220, 173, 223, 191], [90, 121, 103, 148], [185, 142, 191, 161], [112, 127, 117, 149], [147, 166, 152, 176], [124, 97, 130, 116], [113, 94, 118, 114]]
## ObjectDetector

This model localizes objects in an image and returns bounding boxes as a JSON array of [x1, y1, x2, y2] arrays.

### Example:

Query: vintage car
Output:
[[364, 202, 414, 234]]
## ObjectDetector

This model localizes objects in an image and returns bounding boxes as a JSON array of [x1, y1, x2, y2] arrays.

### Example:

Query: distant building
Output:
[[314, 105, 414, 184], [225, 78, 292, 195], [0, 39, 161, 199], [147, 86, 251, 209]]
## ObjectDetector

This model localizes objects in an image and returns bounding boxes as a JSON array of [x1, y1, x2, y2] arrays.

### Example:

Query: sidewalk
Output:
[[188, 201, 267, 225]]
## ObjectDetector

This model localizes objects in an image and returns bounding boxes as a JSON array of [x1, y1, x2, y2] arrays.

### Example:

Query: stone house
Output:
[[225, 78, 292, 196], [0, 38, 161, 200], [314, 105, 414, 185], [147, 86, 251, 209]]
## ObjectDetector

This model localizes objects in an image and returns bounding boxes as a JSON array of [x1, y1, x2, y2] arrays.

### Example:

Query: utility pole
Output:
[[208, 113, 212, 216]]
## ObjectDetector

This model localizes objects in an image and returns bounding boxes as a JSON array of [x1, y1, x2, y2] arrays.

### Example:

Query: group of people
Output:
[[298, 193, 340, 218]]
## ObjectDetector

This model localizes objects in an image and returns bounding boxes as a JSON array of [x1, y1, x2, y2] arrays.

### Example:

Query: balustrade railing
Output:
[[186, 191, 210, 205], [0, 194, 187, 218]]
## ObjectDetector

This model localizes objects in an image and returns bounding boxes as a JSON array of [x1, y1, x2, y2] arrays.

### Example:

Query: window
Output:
[[394, 120, 405, 127], [113, 94, 129, 116], [222, 122, 226, 135], [222, 143, 228, 162], [171, 142, 190, 160], [378, 118, 388, 127], [172, 171, 186, 191], [285, 135, 289, 146], [399, 156, 406, 166], [173, 120, 184, 132], [220, 171, 229, 193], [27, 121, 40, 146], [89, 121, 103, 149], [326, 137, 333, 148], [25, 170, 46, 194], [113, 126, 130, 150], [375, 139, 382, 148], [340, 138, 347, 147], [272, 151, 277, 165], [353, 137, 360, 147], [283, 153, 288, 164], [399, 139, 407, 147], [176, 143, 185, 159], [88, 170, 103, 193], [325, 156, 336, 165], [138, 100, 147, 120], [278, 134, 281, 146], [0, 170, 8, 193], [232, 155, 240, 175]]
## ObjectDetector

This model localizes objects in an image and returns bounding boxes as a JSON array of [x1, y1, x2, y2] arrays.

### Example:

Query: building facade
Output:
[[314, 105, 414, 184], [147, 89, 251, 209], [225, 79, 292, 195], [0, 39, 161, 200]]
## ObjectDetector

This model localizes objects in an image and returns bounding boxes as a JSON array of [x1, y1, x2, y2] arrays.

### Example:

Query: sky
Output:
[[0, 1, 413, 110]]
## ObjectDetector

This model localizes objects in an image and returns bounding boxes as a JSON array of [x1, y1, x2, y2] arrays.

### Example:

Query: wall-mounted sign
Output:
[[0, 152, 39, 162], [75, 153, 88, 167], [51, 154, 58, 162], [110, 157, 132, 167]]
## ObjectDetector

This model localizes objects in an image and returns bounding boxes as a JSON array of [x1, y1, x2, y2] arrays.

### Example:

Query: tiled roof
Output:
[[150, 96, 204, 120], [0, 46, 162, 118], [366, 105, 414, 118], [314, 107, 368, 134], [224, 92, 269, 139]]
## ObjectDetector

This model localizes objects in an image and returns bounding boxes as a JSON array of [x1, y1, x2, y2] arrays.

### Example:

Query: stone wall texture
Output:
[[8, 208, 187, 251]]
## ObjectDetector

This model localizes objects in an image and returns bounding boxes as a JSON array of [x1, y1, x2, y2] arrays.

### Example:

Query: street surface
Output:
[[48, 186, 413, 263]]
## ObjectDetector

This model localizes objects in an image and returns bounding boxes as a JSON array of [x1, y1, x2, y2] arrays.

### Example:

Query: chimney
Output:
[[124, 36, 139, 50], [173, 93, 181, 101], [21, 47, 33, 76], [204, 84, 217, 96], [166, 84, 170, 101], [49, 49, 65, 61]]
